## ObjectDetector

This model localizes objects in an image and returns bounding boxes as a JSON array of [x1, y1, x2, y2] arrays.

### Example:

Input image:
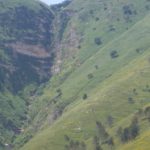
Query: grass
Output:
[[20, 47, 150, 150], [17, 1, 150, 149]]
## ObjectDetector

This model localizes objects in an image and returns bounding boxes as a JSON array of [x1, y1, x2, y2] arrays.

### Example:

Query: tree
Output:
[[130, 117, 139, 139], [95, 65, 99, 70], [107, 137, 114, 149], [107, 115, 114, 127], [96, 121, 109, 142], [80, 141, 87, 150], [116, 127, 123, 138], [83, 94, 88, 100], [56, 88, 62, 97], [93, 136, 102, 150], [144, 106, 150, 122], [123, 5, 133, 15], [64, 135, 70, 141], [121, 128, 130, 143], [130, 123, 139, 139], [65, 138, 87, 150]]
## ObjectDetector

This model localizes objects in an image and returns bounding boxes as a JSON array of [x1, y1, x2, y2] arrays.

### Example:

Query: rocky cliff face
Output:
[[0, 0, 72, 147], [0, 1, 55, 92]]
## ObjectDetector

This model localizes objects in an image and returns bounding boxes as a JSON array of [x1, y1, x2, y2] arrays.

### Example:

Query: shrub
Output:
[[83, 94, 87, 100], [56, 88, 62, 97], [108, 25, 116, 32], [122, 4, 135, 22], [133, 88, 138, 95], [145, 5, 150, 10], [95, 17, 100, 21], [144, 106, 150, 121], [128, 97, 134, 104], [121, 128, 130, 142], [77, 45, 81, 49], [94, 37, 102, 45], [130, 118, 139, 139], [95, 65, 99, 70], [87, 73, 94, 79], [117, 18, 120, 22], [142, 85, 150, 92], [110, 50, 119, 58], [136, 48, 143, 53], [89, 10, 94, 15], [64, 135, 70, 141], [65, 138, 87, 150], [93, 27, 97, 31]]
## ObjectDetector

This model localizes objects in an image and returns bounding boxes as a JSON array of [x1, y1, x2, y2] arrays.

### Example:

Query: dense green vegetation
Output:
[[0, 0, 150, 150], [19, 13, 150, 150], [0, 0, 55, 92], [0, 0, 55, 148]]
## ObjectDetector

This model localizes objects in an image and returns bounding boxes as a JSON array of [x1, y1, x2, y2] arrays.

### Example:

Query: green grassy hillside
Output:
[[0, 0, 150, 150], [15, 0, 150, 149], [20, 25, 150, 148]]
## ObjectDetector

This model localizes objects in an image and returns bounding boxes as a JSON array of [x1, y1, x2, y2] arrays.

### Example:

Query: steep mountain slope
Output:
[[0, 0, 150, 150], [12, 0, 150, 150], [0, 0, 55, 92], [0, 0, 55, 149], [18, 11, 150, 150], [21, 56, 150, 150]]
